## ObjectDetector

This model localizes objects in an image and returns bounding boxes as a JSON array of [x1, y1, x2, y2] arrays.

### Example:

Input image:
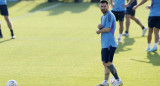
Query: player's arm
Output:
[[110, 0, 114, 8], [96, 27, 111, 34], [132, 0, 148, 10], [124, 0, 135, 7]]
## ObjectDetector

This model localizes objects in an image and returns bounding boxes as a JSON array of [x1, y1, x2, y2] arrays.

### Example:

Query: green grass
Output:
[[0, 1, 160, 86]]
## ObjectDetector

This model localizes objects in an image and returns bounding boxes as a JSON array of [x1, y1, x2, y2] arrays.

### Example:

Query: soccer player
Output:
[[110, 0, 134, 42], [122, 0, 148, 37], [133, 0, 160, 52], [96, 0, 123, 86], [0, 0, 15, 39]]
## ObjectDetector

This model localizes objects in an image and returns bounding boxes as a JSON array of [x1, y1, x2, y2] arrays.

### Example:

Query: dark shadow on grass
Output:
[[131, 52, 160, 66], [7, 2, 18, 8], [0, 38, 12, 44], [115, 37, 135, 53], [29, 2, 92, 16]]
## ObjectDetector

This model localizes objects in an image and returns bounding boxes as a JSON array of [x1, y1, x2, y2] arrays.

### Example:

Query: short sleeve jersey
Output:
[[112, 0, 126, 11], [149, 0, 160, 16], [0, 0, 6, 5], [101, 11, 117, 48]]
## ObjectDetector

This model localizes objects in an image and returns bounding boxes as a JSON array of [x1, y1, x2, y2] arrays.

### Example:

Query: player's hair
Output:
[[100, 0, 108, 5]]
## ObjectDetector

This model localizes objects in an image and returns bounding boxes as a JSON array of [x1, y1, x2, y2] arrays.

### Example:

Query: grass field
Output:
[[0, 1, 160, 86]]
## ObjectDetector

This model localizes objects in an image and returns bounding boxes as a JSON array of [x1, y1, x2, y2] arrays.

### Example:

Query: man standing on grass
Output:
[[110, 0, 134, 42], [96, 0, 123, 86], [0, 0, 15, 39], [133, 0, 160, 52]]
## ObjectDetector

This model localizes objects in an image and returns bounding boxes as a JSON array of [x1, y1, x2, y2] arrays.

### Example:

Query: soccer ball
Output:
[[6, 80, 18, 86]]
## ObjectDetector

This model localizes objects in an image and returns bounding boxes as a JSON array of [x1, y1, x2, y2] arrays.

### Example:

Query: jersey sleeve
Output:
[[104, 13, 113, 28]]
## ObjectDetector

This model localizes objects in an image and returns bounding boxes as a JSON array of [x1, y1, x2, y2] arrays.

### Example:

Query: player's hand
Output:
[[123, 4, 128, 8], [146, 5, 151, 9], [132, 6, 137, 10], [96, 29, 100, 34], [97, 24, 102, 30]]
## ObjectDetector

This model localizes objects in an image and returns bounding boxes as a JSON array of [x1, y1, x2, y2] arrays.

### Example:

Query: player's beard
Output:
[[101, 9, 107, 14]]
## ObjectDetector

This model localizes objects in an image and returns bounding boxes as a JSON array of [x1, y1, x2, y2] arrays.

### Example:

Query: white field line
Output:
[[1, 3, 62, 23]]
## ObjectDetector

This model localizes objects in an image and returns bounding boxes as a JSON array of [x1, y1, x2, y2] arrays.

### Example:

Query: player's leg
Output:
[[146, 28, 153, 51], [96, 62, 111, 86], [117, 20, 124, 42], [117, 11, 125, 42], [105, 47, 121, 81], [130, 16, 144, 28], [130, 16, 147, 36], [146, 16, 154, 51], [2, 5, 15, 39], [149, 28, 159, 52], [123, 7, 131, 36], [4, 16, 15, 39], [123, 14, 130, 36], [147, 16, 160, 52], [103, 62, 110, 82], [97, 48, 110, 86]]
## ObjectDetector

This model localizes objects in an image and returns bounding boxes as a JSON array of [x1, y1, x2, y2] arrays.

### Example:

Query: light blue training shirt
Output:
[[0, 0, 7, 5], [112, 0, 126, 11], [149, 0, 160, 16], [100, 11, 117, 48]]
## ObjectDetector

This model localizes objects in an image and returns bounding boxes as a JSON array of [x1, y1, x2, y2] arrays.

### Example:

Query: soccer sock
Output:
[[142, 26, 145, 30], [118, 34, 122, 39], [147, 43, 151, 49], [10, 30, 14, 36], [125, 31, 128, 33], [108, 64, 119, 80], [153, 43, 158, 48]]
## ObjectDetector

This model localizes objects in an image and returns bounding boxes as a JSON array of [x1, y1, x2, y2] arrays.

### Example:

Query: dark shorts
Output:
[[0, 5, 9, 16], [148, 16, 160, 29], [111, 10, 125, 21], [125, 7, 135, 16], [101, 46, 116, 63]]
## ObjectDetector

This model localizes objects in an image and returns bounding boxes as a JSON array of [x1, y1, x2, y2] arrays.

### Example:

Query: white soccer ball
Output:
[[6, 80, 18, 86]]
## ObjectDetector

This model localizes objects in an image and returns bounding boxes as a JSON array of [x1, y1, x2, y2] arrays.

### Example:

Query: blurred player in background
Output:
[[123, 0, 148, 37], [133, 0, 160, 52], [110, 0, 134, 42], [0, 0, 15, 39]]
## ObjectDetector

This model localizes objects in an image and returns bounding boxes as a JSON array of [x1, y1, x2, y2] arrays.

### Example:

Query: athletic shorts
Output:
[[111, 11, 125, 21], [148, 16, 160, 29], [0, 5, 9, 16], [101, 46, 117, 63], [125, 7, 135, 16]]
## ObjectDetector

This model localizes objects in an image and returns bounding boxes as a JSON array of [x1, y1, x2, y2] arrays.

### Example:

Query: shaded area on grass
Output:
[[116, 37, 135, 53], [7, 2, 18, 8], [131, 52, 160, 66], [29, 2, 91, 15], [0, 39, 13, 44]]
